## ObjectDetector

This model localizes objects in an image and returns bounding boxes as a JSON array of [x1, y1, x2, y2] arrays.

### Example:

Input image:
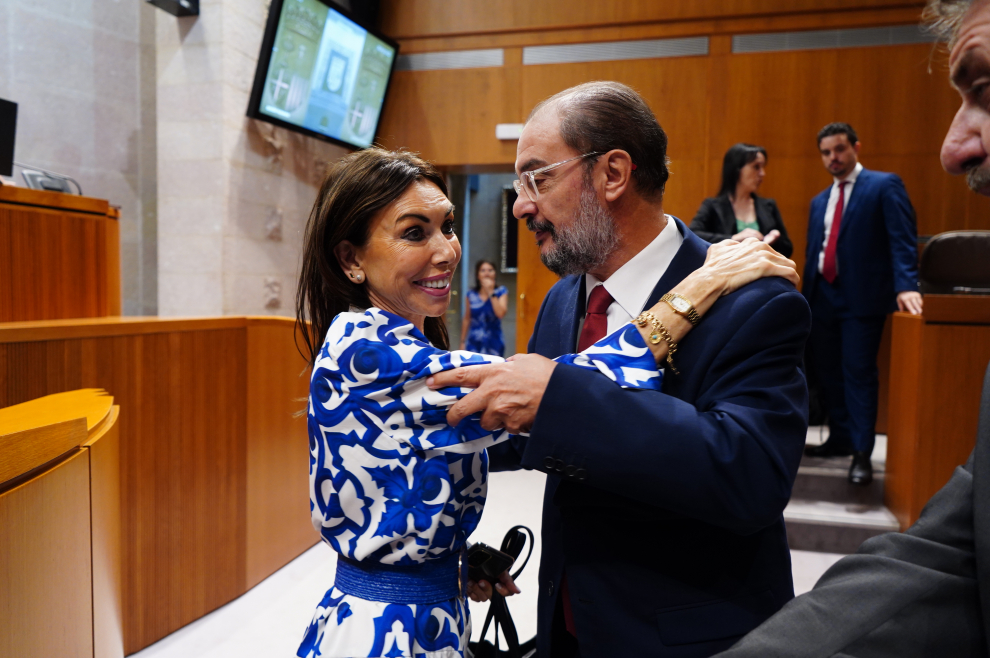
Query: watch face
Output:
[[672, 297, 690, 312]]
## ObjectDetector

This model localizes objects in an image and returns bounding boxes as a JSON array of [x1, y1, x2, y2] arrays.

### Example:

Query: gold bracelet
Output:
[[660, 292, 701, 326], [633, 311, 680, 375]]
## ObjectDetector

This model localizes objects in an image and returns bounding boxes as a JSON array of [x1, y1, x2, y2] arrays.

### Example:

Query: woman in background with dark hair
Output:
[[459, 260, 507, 356], [292, 147, 799, 658], [690, 143, 793, 258]]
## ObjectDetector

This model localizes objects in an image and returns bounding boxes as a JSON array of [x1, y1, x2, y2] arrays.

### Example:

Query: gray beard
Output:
[[967, 164, 990, 194], [528, 182, 619, 278]]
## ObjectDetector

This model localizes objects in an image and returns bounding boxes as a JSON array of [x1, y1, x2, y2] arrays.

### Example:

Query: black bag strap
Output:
[[475, 525, 535, 658]]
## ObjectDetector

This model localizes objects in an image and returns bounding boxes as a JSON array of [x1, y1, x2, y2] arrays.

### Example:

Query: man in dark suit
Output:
[[429, 81, 810, 656], [803, 122, 922, 485], [712, 1, 990, 654]]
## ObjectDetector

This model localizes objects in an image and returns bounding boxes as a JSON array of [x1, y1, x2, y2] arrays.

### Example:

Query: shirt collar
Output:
[[834, 161, 863, 186], [585, 215, 683, 317]]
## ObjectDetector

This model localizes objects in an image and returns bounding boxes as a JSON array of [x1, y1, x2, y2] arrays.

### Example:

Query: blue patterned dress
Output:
[[465, 286, 507, 356], [298, 307, 662, 658]]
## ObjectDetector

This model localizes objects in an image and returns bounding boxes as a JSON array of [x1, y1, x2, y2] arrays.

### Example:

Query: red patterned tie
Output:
[[561, 284, 614, 637], [577, 284, 614, 351], [822, 181, 848, 284]]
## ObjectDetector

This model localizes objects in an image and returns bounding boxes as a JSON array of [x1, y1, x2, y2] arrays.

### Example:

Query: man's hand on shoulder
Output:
[[426, 354, 557, 433], [897, 290, 923, 315]]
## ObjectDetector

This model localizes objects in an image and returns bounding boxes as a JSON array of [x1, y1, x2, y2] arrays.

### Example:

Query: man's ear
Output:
[[853, 141, 862, 155], [334, 240, 364, 282], [602, 149, 634, 203]]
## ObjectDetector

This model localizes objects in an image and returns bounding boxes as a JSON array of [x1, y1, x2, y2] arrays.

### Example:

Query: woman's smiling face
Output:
[[338, 180, 461, 330]]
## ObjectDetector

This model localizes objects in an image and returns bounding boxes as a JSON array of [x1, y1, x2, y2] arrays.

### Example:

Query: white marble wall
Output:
[[156, 0, 345, 317], [0, 0, 158, 315]]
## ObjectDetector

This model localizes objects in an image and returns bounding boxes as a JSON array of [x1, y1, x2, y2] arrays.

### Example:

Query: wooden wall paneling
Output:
[[244, 320, 316, 588], [86, 406, 123, 658], [394, 8, 926, 55], [0, 448, 95, 658], [378, 65, 522, 167], [515, 215, 561, 354], [885, 312, 923, 529], [380, 0, 923, 40]]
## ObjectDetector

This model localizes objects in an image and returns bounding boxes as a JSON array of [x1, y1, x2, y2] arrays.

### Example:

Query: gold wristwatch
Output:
[[660, 292, 700, 325]]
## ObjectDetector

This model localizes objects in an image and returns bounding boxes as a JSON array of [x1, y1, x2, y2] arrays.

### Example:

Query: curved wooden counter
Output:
[[0, 389, 121, 658], [0, 316, 314, 653]]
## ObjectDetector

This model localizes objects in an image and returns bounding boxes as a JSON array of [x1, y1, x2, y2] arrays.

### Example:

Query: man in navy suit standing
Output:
[[803, 123, 923, 485], [429, 82, 810, 657]]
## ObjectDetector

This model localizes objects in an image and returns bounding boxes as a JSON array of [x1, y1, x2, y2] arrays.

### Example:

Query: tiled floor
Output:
[[133, 466, 848, 658]]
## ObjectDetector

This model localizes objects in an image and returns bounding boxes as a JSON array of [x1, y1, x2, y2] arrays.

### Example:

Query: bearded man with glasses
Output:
[[429, 81, 811, 657]]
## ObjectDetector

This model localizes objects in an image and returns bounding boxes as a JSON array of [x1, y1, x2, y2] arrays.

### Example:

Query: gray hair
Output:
[[924, 0, 975, 46], [528, 81, 670, 201]]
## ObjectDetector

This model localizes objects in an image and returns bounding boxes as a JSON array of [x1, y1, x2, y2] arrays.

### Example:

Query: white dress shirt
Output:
[[583, 215, 684, 340], [817, 161, 863, 275]]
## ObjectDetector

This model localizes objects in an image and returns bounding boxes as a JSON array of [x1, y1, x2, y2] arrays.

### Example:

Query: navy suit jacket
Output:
[[802, 168, 919, 316], [490, 219, 811, 657]]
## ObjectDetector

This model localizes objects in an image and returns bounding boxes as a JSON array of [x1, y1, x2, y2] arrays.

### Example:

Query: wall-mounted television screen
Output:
[[247, 0, 398, 150]]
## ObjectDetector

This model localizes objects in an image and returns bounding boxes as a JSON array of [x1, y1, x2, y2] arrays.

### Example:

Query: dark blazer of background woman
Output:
[[690, 194, 793, 258]]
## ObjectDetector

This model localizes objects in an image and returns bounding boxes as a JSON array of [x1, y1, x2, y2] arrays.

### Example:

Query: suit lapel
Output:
[[836, 168, 869, 242], [559, 275, 585, 353], [644, 218, 708, 310], [716, 196, 736, 235], [808, 190, 830, 256]]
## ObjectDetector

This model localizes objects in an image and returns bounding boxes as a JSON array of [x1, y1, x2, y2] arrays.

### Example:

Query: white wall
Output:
[[156, 0, 345, 317], [0, 0, 158, 315]]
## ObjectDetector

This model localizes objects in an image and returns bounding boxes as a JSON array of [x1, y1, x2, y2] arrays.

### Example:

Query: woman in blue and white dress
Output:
[[293, 148, 799, 658], [459, 260, 507, 356]]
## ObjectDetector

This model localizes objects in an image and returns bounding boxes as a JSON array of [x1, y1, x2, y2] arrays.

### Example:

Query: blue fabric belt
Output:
[[334, 551, 464, 605]]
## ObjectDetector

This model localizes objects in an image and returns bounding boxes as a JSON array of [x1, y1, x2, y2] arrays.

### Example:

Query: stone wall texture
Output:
[[156, 0, 345, 317], [0, 0, 158, 315]]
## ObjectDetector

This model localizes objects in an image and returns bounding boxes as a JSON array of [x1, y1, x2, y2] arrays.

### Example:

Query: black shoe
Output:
[[804, 441, 854, 458], [849, 452, 873, 485]]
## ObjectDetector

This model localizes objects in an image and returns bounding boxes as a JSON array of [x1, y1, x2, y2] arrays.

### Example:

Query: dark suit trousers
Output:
[[809, 275, 886, 455]]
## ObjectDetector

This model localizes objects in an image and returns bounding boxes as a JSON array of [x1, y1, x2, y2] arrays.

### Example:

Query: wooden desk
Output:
[[886, 295, 990, 529], [0, 186, 120, 322], [0, 389, 121, 658], [0, 316, 314, 653]]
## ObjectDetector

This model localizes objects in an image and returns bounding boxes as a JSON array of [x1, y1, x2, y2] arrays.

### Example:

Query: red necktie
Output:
[[561, 284, 614, 637], [822, 181, 848, 284], [577, 284, 614, 351]]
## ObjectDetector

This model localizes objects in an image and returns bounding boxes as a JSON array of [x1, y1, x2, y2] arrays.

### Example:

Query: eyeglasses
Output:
[[512, 151, 601, 202]]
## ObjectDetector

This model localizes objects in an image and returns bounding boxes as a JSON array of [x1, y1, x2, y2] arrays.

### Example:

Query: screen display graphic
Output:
[[252, 0, 396, 149]]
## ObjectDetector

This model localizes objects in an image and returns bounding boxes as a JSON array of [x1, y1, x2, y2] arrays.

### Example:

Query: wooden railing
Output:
[[0, 316, 315, 654]]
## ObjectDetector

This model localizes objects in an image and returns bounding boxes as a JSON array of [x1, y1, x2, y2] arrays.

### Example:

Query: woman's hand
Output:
[[480, 275, 496, 296], [700, 237, 799, 293], [467, 571, 521, 602], [634, 238, 799, 366]]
